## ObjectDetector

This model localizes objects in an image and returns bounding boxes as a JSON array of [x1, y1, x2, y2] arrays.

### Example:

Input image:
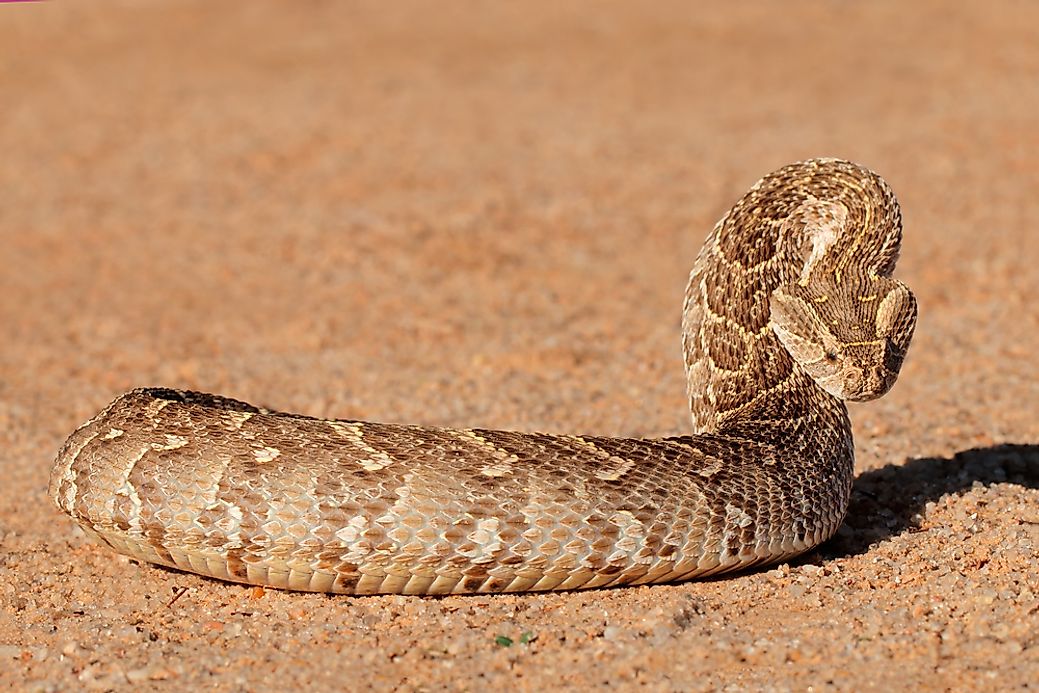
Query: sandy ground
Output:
[[1, 1, 1038, 690]]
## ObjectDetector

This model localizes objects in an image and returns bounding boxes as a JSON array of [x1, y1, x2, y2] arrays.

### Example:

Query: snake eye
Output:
[[824, 350, 839, 363]]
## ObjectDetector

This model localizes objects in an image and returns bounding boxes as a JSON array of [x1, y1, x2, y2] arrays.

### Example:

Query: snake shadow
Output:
[[817, 443, 1039, 562]]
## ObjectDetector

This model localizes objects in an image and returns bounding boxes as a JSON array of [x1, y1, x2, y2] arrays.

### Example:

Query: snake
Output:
[[49, 158, 918, 595]]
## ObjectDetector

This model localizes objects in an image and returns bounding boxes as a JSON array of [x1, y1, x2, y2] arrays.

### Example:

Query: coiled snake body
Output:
[[50, 159, 918, 595]]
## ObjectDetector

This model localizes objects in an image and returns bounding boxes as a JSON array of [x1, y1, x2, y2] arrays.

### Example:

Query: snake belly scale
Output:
[[50, 158, 918, 595]]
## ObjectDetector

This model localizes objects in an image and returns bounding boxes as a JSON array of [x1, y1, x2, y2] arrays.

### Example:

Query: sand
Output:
[[1, 1, 1037, 690]]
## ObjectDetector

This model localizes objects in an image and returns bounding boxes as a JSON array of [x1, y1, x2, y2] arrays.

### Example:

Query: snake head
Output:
[[769, 273, 918, 401]]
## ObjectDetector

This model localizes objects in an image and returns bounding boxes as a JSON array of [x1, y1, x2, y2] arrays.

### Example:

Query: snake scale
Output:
[[50, 158, 918, 595]]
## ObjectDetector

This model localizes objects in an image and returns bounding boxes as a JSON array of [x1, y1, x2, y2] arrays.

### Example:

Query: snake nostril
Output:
[[862, 366, 891, 396], [884, 342, 904, 373]]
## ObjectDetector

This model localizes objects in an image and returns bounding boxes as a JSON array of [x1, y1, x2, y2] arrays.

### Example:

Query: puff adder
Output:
[[50, 158, 918, 595]]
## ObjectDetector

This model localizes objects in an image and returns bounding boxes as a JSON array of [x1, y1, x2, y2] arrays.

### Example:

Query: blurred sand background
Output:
[[1, 1, 1037, 690]]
